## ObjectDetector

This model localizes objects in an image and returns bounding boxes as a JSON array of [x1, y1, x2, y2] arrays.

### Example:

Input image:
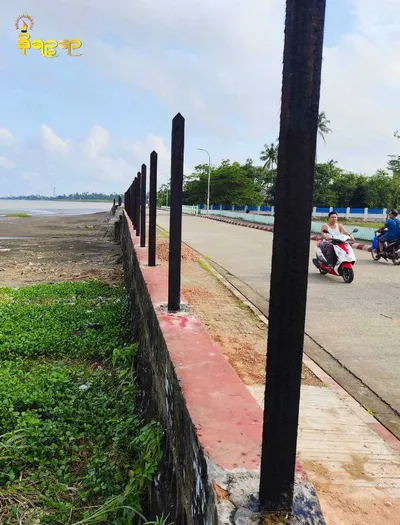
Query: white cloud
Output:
[[81, 125, 110, 159], [0, 156, 15, 169], [40, 125, 70, 155], [0, 128, 16, 147], [0, 123, 172, 196], [1, 0, 400, 188]]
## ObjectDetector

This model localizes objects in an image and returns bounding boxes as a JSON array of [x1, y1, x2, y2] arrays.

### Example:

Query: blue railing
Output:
[[192, 204, 388, 221]]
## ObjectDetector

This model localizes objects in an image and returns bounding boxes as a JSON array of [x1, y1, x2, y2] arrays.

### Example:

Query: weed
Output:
[[156, 226, 169, 239], [3, 213, 32, 218], [0, 280, 163, 524], [197, 259, 212, 273]]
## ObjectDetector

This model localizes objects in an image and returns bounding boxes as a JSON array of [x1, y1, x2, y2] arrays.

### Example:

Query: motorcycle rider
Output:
[[376, 209, 400, 254], [320, 211, 355, 267]]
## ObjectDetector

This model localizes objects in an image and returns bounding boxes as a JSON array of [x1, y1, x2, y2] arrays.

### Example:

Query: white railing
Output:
[[182, 205, 200, 215]]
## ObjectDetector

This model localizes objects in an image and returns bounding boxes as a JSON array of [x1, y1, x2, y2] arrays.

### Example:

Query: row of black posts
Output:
[[118, 0, 326, 510], [121, 113, 185, 313]]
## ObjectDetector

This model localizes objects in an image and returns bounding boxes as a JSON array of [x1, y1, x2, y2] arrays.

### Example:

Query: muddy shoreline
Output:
[[0, 211, 122, 287]]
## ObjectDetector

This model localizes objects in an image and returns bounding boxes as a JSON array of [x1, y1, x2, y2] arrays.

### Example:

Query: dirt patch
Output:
[[157, 239, 199, 263], [342, 454, 375, 482], [0, 212, 123, 287], [156, 234, 322, 387], [303, 463, 400, 525]]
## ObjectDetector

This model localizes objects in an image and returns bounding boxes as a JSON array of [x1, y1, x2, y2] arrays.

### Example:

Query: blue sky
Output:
[[1, 0, 399, 197]]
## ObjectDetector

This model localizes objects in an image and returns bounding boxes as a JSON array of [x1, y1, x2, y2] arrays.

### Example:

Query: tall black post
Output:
[[168, 113, 185, 312], [148, 151, 158, 266], [131, 180, 136, 227], [118, 195, 122, 207], [135, 172, 141, 238], [125, 190, 130, 219], [140, 164, 147, 247], [128, 184, 133, 221], [259, 0, 326, 513]]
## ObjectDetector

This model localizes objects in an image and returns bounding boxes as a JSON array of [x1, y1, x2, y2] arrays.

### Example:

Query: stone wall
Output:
[[117, 209, 325, 525]]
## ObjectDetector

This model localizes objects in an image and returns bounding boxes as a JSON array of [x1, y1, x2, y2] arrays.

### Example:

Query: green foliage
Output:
[[260, 142, 278, 170], [0, 281, 163, 524], [317, 111, 332, 143], [0, 282, 126, 360], [156, 121, 400, 209], [182, 160, 263, 206], [3, 213, 32, 218], [156, 183, 170, 208]]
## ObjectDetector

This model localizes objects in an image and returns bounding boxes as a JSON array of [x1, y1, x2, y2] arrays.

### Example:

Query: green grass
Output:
[[197, 259, 212, 273], [156, 226, 169, 238], [2, 213, 32, 218], [0, 281, 163, 524]]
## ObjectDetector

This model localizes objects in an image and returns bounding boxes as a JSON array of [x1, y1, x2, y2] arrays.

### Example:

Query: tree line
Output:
[[2, 192, 117, 201], [157, 115, 400, 210]]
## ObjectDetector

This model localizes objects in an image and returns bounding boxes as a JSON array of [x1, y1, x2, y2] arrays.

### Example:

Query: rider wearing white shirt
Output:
[[320, 211, 354, 267]]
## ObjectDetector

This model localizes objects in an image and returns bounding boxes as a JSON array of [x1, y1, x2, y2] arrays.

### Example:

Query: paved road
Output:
[[157, 211, 400, 419]]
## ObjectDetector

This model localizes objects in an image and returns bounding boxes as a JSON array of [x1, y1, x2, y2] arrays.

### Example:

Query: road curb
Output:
[[196, 214, 373, 253]]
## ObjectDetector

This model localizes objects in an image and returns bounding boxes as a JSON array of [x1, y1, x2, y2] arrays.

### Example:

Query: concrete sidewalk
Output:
[[155, 211, 400, 524], [156, 210, 400, 441], [198, 247, 400, 524]]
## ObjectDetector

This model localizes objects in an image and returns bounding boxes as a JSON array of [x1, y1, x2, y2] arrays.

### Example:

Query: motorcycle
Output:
[[371, 231, 400, 265], [312, 228, 359, 284]]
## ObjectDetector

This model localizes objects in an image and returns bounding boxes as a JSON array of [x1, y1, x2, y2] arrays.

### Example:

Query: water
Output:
[[0, 200, 112, 217]]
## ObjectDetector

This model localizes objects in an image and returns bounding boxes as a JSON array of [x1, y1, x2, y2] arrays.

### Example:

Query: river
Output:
[[0, 200, 113, 217]]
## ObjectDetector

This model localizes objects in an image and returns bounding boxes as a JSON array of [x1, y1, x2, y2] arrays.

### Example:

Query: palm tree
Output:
[[317, 111, 331, 143], [260, 142, 279, 170], [315, 111, 331, 163]]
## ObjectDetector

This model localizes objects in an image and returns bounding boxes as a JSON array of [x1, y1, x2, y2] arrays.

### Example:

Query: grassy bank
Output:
[[312, 217, 383, 229], [1, 213, 32, 218], [0, 281, 163, 524]]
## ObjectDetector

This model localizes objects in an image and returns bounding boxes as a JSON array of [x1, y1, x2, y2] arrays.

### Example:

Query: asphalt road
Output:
[[157, 211, 400, 420]]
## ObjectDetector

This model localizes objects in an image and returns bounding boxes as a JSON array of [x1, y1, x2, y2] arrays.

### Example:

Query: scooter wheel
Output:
[[392, 256, 400, 266], [371, 249, 381, 261], [342, 268, 354, 283], [319, 268, 328, 275]]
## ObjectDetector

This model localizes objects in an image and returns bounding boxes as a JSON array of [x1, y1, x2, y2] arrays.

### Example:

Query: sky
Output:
[[0, 0, 399, 197]]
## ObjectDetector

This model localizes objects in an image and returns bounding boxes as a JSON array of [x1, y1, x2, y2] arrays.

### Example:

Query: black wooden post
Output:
[[259, 0, 327, 513], [125, 189, 130, 219], [131, 180, 136, 227], [168, 113, 185, 312], [140, 164, 147, 247], [118, 195, 122, 206], [135, 172, 141, 238], [148, 151, 158, 266], [128, 184, 132, 221], [113, 198, 116, 206]]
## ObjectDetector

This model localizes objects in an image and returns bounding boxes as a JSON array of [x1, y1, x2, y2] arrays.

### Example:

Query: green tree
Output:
[[331, 172, 359, 207], [260, 142, 278, 170], [183, 160, 263, 206], [210, 160, 262, 205], [365, 170, 394, 208], [317, 112, 332, 143], [313, 160, 339, 206], [157, 183, 170, 207]]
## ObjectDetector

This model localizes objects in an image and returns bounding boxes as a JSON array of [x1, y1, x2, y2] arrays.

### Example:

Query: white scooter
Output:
[[312, 228, 358, 283]]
